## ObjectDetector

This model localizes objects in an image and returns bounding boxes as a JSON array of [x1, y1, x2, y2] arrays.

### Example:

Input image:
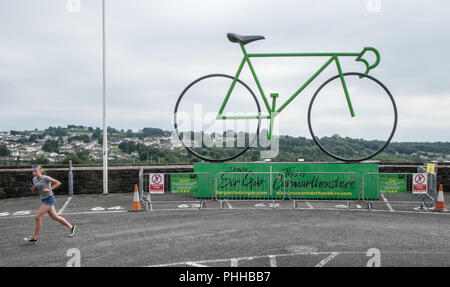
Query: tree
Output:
[[119, 141, 137, 154], [42, 139, 59, 153], [142, 127, 166, 137], [46, 126, 68, 137], [139, 150, 150, 160], [0, 145, 9, 157], [92, 129, 101, 140], [107, 126, 118, 135], [68, 134, 91, 143]]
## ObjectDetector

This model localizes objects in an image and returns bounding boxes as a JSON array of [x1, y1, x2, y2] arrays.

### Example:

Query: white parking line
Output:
[[230, 258, 239, 267], [314, 252, 340, 267], [380, 194, 395, 212], [146, 249, 450, 267], [58, 196, 72, 215], [185, 262, 208, 267], [13, 210, 31, 216], [305, 201, 314, 209], [224, 200, 233, 209], [65, 210, 127, 215], [0, 209, 127, 219], [269, 255, 277, 267], [2, 202, 450, 220], [147, 251, 342, 267], [150, 206, 450, 216]]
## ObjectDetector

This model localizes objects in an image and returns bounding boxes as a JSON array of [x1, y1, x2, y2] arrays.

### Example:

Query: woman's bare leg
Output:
[[48, 206, 72, 229], [34, 205, 50, 239]]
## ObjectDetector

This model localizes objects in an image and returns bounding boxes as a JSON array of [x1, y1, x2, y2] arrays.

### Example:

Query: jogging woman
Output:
[[24, 165, 76, 242]]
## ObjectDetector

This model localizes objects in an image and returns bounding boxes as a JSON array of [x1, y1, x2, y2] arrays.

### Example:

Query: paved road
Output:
[[0, 193, 449, 267]]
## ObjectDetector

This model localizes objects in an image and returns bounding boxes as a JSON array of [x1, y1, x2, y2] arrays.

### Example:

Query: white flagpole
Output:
[[102, 0, 108, 195]]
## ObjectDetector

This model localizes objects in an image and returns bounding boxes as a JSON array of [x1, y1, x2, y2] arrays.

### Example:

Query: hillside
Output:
[[0, 126, 449, 164]]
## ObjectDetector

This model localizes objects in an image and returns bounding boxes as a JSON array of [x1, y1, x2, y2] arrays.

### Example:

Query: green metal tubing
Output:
[[219, 115, 271, 120], [240, 44, 272, 113], [334, 56, 355, 117], [217, 49, 368, 120], [270, 93, 278, 111], [248, 52, 360, 58], [268, 116, 275, 140], [276, 57, 335, 113], [217, 57, 247, 116], [355, 47, 380, 74]]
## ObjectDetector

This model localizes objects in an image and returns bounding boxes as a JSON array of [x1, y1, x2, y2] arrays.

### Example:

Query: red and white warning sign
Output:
[[149, 173, 164, 194], [412, 173, 427, 194]]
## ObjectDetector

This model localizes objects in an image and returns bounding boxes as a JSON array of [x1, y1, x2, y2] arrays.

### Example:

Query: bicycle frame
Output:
[[216, 43, 380, 139]]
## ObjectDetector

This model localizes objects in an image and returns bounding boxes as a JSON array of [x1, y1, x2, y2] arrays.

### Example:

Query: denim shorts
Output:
[[41, 195, 55, 206]]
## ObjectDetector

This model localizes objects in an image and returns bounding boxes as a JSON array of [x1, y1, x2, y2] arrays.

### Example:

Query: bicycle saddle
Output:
[[227, 33, 265, 45]]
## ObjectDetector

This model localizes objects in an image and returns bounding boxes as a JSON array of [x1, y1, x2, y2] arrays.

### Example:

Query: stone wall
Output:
[[0, 165, 193, 199], [0, 164, 448, 199]]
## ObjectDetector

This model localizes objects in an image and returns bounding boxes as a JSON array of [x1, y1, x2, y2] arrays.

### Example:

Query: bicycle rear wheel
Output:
[[174, 74, 261, 162], [308, 72, 397, 162]]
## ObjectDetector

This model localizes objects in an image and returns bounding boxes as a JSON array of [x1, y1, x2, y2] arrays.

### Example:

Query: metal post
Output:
[[424, 163, 438, 202], [68, 160, 73, 196], [102, 0, 108, 195], [432, 163, 438, 201], [138, 167, 144, 200]]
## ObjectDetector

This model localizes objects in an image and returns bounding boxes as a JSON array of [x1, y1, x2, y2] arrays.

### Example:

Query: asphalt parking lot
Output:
[[0, 193, 449, 267]]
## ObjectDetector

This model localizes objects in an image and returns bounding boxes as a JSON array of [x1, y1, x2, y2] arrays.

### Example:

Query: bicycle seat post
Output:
[[267, 93, 279, 140], [270, 93, 279, 112]]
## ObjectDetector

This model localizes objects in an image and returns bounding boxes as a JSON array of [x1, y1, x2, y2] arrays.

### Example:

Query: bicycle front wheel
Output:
[[174, 74, 261, 162], [308, 72, 398, 162]]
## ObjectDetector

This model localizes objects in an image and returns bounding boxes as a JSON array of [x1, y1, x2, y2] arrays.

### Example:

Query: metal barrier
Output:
[[138, 170, 214, 211], [418, 165, 438, 201], [214, 172, 286, 208], [134, 167, 439, 213], [362, 172, 435, 211], [287, 172, 362, 210]]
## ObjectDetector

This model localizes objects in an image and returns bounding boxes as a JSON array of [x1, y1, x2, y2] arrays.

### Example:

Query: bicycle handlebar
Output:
[[355, 47, 380, 75]]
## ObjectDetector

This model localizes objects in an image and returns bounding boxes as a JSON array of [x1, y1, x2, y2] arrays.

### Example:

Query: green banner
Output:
[[194, 162, 379, 199], [379, 174, 407, 194], [170, 174, 198, 194], [288, 172, 359, 199]]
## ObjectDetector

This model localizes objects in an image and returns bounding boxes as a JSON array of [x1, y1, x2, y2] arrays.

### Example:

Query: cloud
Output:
[[0, 0, 449, 141]]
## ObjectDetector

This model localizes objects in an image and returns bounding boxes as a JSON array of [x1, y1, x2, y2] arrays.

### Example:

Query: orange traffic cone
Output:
[[129, 184, 143, 212], [432, 184, 448, 212]]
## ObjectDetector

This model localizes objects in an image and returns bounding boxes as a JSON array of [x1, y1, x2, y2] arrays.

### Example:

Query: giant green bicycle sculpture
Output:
[[174, 33, 397, 162]]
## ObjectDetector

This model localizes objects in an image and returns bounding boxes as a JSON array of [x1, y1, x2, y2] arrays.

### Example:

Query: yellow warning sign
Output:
[[426, 163, 435, 174]]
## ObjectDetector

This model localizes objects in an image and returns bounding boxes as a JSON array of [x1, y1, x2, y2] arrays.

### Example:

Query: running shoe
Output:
[[24, 236, 37, 242], [69, 225, 76, 237]]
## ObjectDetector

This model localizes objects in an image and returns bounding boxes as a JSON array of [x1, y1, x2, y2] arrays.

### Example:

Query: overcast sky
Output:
[[0, 0, 449, 141]]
